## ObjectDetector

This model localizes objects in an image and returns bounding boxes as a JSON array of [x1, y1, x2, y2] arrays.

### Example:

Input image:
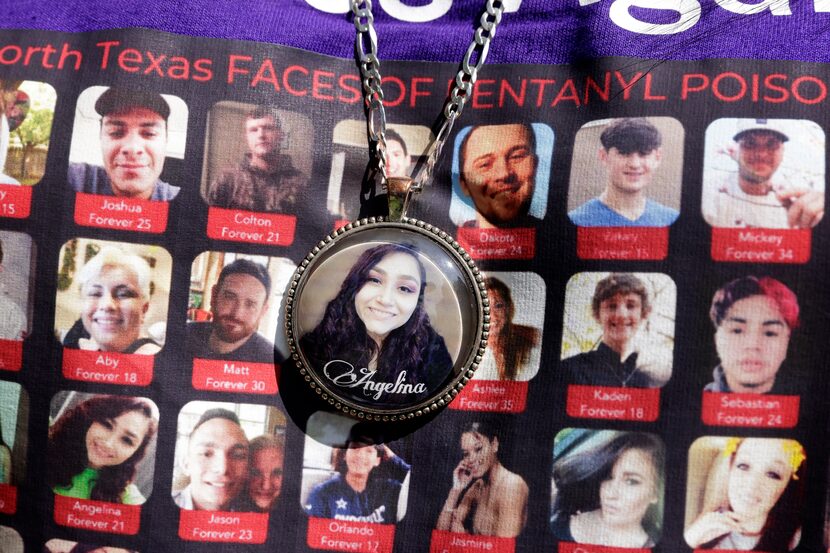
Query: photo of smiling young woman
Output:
[[54, 239, 172, 355], [560, 272, 676, 388], [47, 392, 159, 505], [296, 241, 463, 407]]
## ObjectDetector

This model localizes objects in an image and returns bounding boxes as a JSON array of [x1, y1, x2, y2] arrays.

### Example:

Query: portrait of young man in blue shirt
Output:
[[569, 118, 678, 228]]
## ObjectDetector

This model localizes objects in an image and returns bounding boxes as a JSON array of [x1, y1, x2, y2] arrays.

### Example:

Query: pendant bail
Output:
[[386, 176, 415, 222]]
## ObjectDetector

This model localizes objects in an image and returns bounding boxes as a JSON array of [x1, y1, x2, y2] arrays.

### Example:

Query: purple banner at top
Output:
[[1, 0, 828, 64]]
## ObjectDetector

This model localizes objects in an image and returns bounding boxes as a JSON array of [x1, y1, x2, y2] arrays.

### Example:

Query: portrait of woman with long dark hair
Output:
[[48, 394, 158, 504], [474, 276, 541, 381], [685, 437, 805, 552], [300, 242, 453, 404], [551, 430, 665, 548], [436, 420, 528, 538]]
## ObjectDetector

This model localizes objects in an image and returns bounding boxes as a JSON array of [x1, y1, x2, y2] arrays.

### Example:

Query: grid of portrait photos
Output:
[[2, 26, 830, 553]]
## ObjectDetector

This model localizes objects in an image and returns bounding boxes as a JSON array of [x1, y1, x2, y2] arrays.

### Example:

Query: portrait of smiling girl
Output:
[[48, 393, 159, 505], [300, 242, 453, 404], [57, 240, 172, 356]]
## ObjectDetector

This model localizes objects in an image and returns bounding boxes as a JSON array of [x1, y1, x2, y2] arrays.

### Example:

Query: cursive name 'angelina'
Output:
[[323, 360, 427, 399]]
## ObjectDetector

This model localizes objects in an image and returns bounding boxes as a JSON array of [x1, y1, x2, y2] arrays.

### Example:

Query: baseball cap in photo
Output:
[[94, 87, 171, 120], [733, 119, 789, 143]]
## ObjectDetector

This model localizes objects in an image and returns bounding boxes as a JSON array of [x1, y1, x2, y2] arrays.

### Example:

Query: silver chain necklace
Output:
[[285, 2, 503, 422], [352, 0, 503, 203]]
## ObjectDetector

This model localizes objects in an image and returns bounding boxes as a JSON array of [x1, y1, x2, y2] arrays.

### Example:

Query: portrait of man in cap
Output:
[[702, 118, 825, 229], [68, 86, 181, 201]]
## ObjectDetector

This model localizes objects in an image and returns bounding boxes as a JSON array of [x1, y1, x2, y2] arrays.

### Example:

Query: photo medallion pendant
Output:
[[286, 178, 489, 421]]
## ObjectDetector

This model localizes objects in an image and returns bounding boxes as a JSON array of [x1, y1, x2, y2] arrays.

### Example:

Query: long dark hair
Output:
[[552, 431, 665, 542], [485, 277, 538, 380], [725, 439, 805, 552], [458, 420, 503, 475], [460, 420, 501, 445], [48, 395, 157, 503], [303, 243, 435, 384]]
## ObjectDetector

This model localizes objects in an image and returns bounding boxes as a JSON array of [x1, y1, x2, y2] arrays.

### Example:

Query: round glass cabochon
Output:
[[292, 223, 482, 412]]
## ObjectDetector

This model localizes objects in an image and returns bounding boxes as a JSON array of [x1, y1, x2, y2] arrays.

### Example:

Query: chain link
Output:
[[351, 0, 504, 192], [352, 0, 388, 181]]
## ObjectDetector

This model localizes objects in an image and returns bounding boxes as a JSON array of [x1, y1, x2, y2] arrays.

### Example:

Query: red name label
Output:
[[334, 219, 350, 231], [567, 385, 660, 422], [577, 227, 668, 260], [711, 228, 810, 263], [559, 542, 650, 553], [62, 349, 154, 386], [0, 185, 31, 218], [307, 517, 395, 553], [457, 227, 535, 260], [430, 530, 515, 553], [207, 207, 296, 245], [701, 391, 799, 428], [74, 193, 168, 233], [449, 380, 528, 413], [54, 495, 141, 535], [0, 484, 17, 514], [179, 509, 268, 543], [192, 359, 279, 394], [0, 339, 23, 371]]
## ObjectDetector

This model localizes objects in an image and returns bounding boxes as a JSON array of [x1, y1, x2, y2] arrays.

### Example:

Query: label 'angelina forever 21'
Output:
[[287, 217, 488, 421]]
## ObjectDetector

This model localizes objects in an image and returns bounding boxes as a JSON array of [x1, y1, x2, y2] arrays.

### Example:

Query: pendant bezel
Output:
[[285, 216, 489, 421]]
